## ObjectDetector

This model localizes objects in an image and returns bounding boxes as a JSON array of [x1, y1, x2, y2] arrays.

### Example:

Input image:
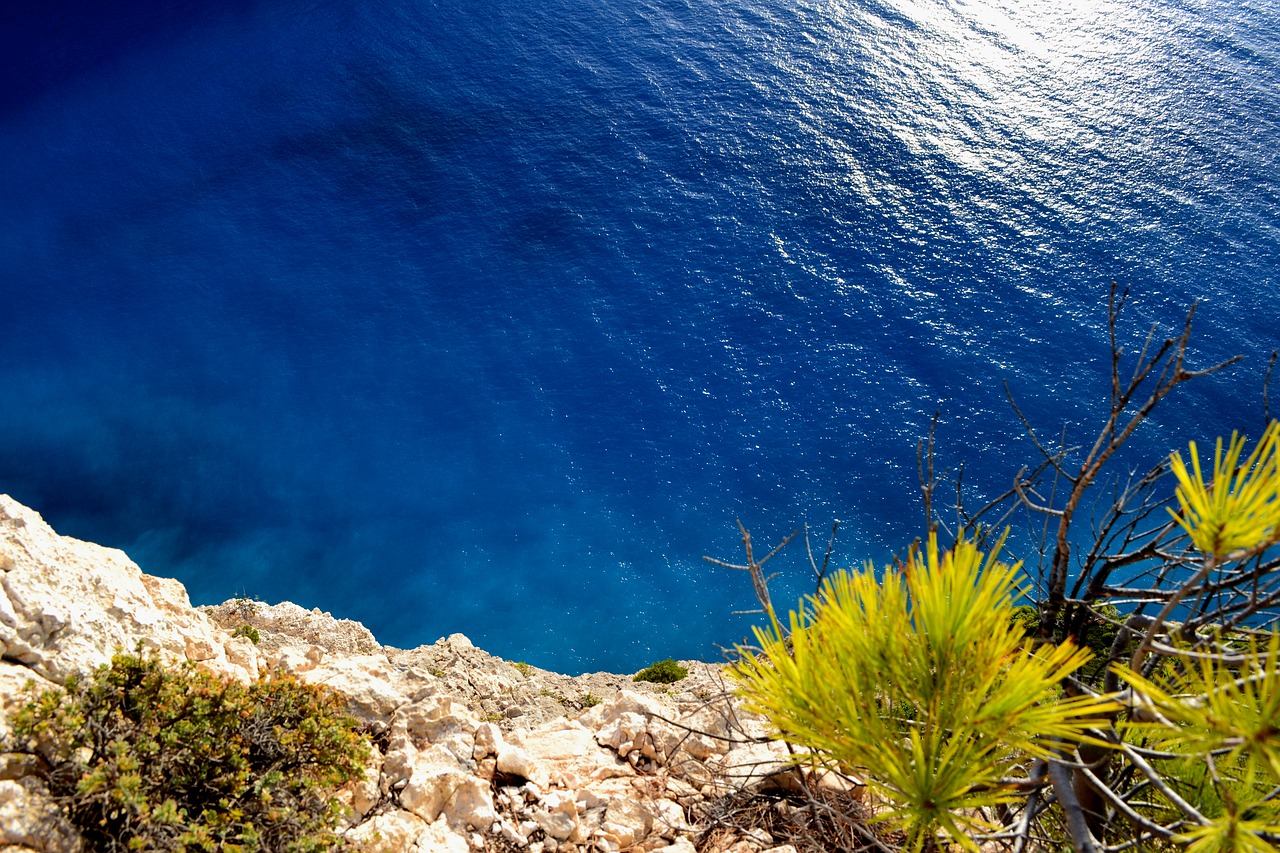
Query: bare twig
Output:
[[1265, 349, 1277, 428], [704, 521, 798, 622], [802, 521, 840, 588], [918, 412, 940, 535], [1048, 756, 1102, 853]]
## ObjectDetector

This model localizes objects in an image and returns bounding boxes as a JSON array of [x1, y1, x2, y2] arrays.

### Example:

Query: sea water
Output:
[[1, 0, 1277, 672]]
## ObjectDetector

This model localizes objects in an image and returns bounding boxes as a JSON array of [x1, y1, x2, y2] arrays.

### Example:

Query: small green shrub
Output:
[[8, 647, 370, 853], [232, 623, 261, 645], [512, 661, 532, 677], [580, 692, 602, 708], [633, 658, 688, 684]]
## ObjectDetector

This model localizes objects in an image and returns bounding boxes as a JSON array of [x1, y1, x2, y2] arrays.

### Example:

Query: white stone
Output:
[[420, 815, 472, 853], [268, 646, 316, 674], [0, 778, 82, 852], [400, 748, 497, 832], [397, 743, 463, 817], [509, 720, 628, 789], [594, 690, 667, 725], [679, 705, 735, 758], [496, 817, 525, 845], [472, 721, 503, 758], [0, 495, 252, 684], [444, 632, 474, 649], [599, 796, 652, 847], [222, 635, 260, 679], [718, 738, 790, 788], [651, 798, 690, 838], [446, 774, 498, 830], [298, 654, 410, 721], [396, 696, 480, 745], [342, 809, 429, 852], [532, 808, 577, 841], [496, 743, 551, 788]]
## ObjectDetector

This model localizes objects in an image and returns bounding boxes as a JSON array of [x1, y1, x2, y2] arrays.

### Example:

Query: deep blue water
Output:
[[1, 0, 1277, 672]]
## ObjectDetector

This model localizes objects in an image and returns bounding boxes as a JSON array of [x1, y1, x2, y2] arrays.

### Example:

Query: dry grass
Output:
[[694, 784, 906, 853]]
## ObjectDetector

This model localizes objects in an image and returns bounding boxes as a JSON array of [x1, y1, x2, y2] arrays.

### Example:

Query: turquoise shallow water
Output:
[[1, 0, 1277, 671]]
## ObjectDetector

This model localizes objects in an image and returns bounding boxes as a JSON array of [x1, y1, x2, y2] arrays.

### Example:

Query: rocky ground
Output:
[[0, 494, 858, 852]]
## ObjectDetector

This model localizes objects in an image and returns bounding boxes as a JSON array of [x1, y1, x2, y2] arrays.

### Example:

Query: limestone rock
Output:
[[0, 495, 253, 684], [202, 599, 381, 657], [495, 743, 551, 789], [508, 718, 629, 789], [0, 778, 81, 853], [472, 721, 503, 758], [531, 805, 576, 841], [296, 653, 412, 722], [343, 809, 431, 852], [343, 809, 471, 853], [399, 744, 496, 831], [0, 495, 791, 853], [418, 815, 472, 853], [651, 840, 698, 853]]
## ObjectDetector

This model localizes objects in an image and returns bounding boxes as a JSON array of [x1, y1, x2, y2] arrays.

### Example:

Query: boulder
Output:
[[399, 742, 497, 831], [508, 718, 629, 789], [296, 653, 412, 722]]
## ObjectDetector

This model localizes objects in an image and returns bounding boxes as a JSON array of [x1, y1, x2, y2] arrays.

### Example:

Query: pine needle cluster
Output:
[[732, 534, 1117, 850], [1118, 632, 1280, 852], [1169, 421, 1280, 559]]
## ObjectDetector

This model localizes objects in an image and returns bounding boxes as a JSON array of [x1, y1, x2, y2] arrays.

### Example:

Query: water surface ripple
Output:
[[0, 0, 1276, 671]]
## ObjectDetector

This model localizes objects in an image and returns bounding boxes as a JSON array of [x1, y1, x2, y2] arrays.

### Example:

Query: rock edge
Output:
[[0, 494, 807, 853]]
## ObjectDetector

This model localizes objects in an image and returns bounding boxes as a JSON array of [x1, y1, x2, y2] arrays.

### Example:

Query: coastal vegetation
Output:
[[7, 647, 370, 852], [5, 287, 1279, 853], [633, 658, 690, 684], [733, 533, 1118, 850], [716, 285, 1280, 851]]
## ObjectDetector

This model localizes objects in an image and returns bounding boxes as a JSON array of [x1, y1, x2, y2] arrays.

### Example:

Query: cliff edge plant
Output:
[[8, 646, 370, 853], [634, 658, 689, 684], [711, 287, 1280, 851], [732, 534, 1117, 851]]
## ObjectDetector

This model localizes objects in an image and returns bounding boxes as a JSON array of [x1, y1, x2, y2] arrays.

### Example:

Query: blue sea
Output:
[[1, 0, 1277, 672]]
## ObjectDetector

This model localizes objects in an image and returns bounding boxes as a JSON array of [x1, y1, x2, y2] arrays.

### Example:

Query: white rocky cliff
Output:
[[0, 494, 816, 853]]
